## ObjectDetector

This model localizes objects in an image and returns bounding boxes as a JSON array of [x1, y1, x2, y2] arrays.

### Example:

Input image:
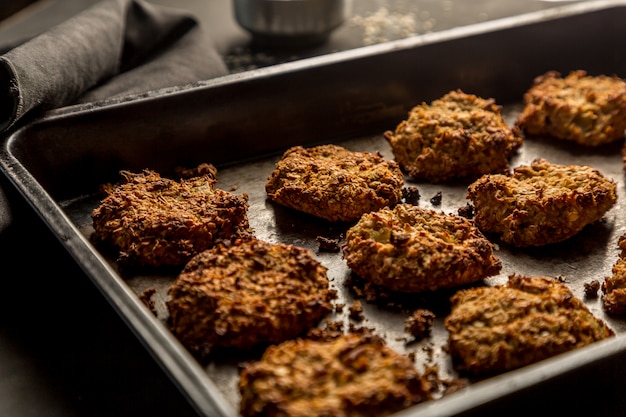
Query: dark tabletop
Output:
[[0, 1, 610, 416]]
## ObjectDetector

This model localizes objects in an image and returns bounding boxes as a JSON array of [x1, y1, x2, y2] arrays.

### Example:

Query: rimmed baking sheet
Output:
[[2, 1, 626, 416]]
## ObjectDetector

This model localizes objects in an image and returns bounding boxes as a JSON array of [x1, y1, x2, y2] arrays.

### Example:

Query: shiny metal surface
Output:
[[233, 0, 349, 45]]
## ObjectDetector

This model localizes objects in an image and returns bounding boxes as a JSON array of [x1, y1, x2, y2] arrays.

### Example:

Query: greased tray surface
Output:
[[3, 1, 626, 416]]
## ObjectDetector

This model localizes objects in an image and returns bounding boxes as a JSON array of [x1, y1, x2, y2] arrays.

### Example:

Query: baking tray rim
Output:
[[8, 0, 626, 127], [2, 0, 626, 415]]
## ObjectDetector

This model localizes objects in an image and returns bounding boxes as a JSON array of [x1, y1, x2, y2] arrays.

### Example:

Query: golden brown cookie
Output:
[[342, 204, 501, 293], [384, 90, 522, 182], [167, 238, 335, 357], [467, 158, 617, 247], [238, 333, 431, 417], [602, 257, 626, 315], [516, 70, 626, 146], [91, 168, 249, 267], [265, 144, 404, 222], [602, 233, 626, 315], [445, 274, 614, 375]]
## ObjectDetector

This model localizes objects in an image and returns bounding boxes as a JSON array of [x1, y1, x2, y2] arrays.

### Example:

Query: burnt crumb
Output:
[[457, 203, 474, 219], [349, 300, 365, 321], [307, 320, 345, 341], [347, 323, 378, 338], [430, 191, 442, 206], [323, 319, 344, 333], [405, 309, 436, 340], [175, 163, 218, 180], [407, 351, 416, 362], [308, 321, 379, 342], [317, 235, 341, 252], [402, 186, 421, 205], [584, 280, 601, 298], [335, 303, 345, 313], [421, 343, 435, 362], [421, 363, 468, 399], [139, 287, 158, 316]]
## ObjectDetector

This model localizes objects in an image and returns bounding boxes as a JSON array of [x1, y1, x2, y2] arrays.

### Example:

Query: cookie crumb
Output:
[[317, 235, 341, 252], [584, 280, 600, 298], [139, 287, 158, 316], [405, 309, 435, 340], [349, 300, 365, 321], [402, 186, 421, 205], [457, 203, 474, 219], [430, 191, 442, 206]]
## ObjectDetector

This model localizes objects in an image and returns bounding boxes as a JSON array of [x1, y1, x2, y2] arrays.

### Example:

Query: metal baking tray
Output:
[[3, 1, 626, 415]]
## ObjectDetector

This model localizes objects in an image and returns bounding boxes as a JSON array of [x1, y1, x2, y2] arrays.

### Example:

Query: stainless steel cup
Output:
[[233, 0, 349, 46]]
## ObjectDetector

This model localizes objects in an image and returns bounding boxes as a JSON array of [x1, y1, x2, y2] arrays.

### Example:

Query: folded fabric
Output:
[[0, 0, 228, 133]]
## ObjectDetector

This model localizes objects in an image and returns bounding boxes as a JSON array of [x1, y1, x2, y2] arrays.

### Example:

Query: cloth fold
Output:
[[0, 0, 228, 132]]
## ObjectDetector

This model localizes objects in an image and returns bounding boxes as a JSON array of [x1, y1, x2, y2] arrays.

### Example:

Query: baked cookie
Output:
[[602, 234, 626, 315], [445, 274, 614, 375], [384, 90, 522, 182], [603, 258, 626, 315], [265, 144, 404, 222], [342, 204, 501, 293], [467, 158, 617, 247], [516, 70, 626, 146], [167, 237, 335, 357], [238, 333, 431, 417], [91, 167, 249, 267]]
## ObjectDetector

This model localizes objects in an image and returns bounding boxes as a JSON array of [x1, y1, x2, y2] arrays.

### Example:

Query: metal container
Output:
[[3, 1, 626, 416], [233, 0, 348, 46]]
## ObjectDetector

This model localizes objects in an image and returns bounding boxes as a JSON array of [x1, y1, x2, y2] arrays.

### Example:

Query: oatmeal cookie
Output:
[[342, 204, 501, 293], [515, 70, 626, 146], [265, 144, 404, 222], [91, 168, 249, 267], [383, 90, 522, 182], [603, 257, 626, 315], [445, 274, 614, 375], [167, 238, 335, 357], [602, 234, 626, 315], [467, 158, 617, 247], [238, 333, 431, 417]]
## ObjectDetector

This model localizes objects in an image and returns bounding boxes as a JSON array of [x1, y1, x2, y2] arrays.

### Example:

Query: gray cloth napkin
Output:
[[0, 0, 228, 132]]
